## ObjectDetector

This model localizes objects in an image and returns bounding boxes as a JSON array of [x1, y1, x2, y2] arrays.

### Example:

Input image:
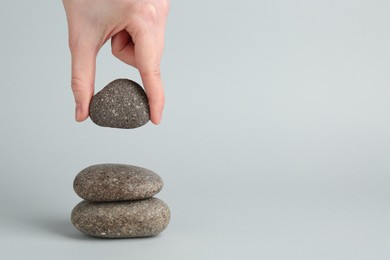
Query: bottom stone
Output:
[[71, 198, 170, 238]]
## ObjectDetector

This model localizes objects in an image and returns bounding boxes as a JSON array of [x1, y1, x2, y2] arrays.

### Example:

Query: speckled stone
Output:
[[74, 164, 163, 202], [89, 79, 150, 129], [71, 198, 170, 238]]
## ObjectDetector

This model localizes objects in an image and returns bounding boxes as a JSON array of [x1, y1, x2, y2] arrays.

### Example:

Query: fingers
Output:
[[70, 45, 97, 122], [112, 29, 165, 125], [111, 30, 136, 67], [134, 34, 165, 125], [111, 1, 169, 125], [140, 69, 165, 125]]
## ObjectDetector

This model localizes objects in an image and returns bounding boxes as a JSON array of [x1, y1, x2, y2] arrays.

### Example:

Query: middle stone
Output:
[[74, 164, 163, 202]]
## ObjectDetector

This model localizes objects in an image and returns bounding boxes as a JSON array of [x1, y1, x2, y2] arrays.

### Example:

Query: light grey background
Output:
[[0, 0, 389, 259]]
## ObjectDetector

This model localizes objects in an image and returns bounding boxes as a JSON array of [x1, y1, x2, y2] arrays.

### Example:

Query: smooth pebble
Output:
[[74, 164, 163, 202], [71, 198, 170, 238]]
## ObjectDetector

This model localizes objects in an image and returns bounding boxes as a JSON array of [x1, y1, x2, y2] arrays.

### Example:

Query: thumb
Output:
[[69, 46, 97, 122]]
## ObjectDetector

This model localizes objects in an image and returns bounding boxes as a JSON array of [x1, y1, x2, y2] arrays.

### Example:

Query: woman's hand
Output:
[[62, 0, 170, 124]]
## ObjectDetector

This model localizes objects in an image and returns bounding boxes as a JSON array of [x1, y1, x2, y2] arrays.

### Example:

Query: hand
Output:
[[62, 0, 169, 124]]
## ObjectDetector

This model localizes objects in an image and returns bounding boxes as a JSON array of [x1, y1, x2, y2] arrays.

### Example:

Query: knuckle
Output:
[[160, 0, 170, 14], [71, 76, 87, 93], [71, 76, 94, 103], [142, 69, 161, 80], [148, 89, 164, 102], [136, 2, 159, 23], [111, 40, 126, 57], [133, 1, 169, 26], [68, 36, 98, 54], [111, 46, 119, 57]]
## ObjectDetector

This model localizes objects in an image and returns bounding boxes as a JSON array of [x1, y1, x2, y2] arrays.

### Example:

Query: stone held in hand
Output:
[[89, 78, 150, 129], [71, 198, 170, 238], [74, 164, 164, 202]]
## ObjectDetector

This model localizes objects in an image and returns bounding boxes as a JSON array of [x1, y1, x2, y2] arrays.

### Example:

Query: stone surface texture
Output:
[[71, 198, 170, 238], [74, 164, 163, 202], [89, 79, 150, 129]]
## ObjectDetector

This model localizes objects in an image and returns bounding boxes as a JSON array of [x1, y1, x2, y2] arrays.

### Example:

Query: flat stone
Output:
[[74, 164, 163, 202], [71, 198, 170, 238], [89, 79, 150, 129]]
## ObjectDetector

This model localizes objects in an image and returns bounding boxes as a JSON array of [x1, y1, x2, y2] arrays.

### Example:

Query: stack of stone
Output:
[[71, 164, 170, 238], [71, 79, 170, 238]]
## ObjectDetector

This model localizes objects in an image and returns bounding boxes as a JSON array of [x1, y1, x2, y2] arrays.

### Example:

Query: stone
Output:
[[71, 198, 170, 238], [74, 164, 163, 202], [89, 79, 150, 129]]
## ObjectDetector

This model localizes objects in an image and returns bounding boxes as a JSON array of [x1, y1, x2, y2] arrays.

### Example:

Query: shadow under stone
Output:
[[30, 216, 163, 241], [30, 216, 94, 240]]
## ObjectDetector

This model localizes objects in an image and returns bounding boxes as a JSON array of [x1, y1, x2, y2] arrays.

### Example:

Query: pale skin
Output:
[[62, 0, 170, 124]]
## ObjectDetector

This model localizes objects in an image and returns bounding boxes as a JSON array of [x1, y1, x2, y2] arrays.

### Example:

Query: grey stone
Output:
[[71, 198, 170, 238], [74, 164, 163, 202], [89, 79, 150, 129]]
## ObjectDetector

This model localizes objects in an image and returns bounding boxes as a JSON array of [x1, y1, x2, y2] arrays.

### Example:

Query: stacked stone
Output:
[[70, 79, 170, 238], [71, 164, 170, 238]]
